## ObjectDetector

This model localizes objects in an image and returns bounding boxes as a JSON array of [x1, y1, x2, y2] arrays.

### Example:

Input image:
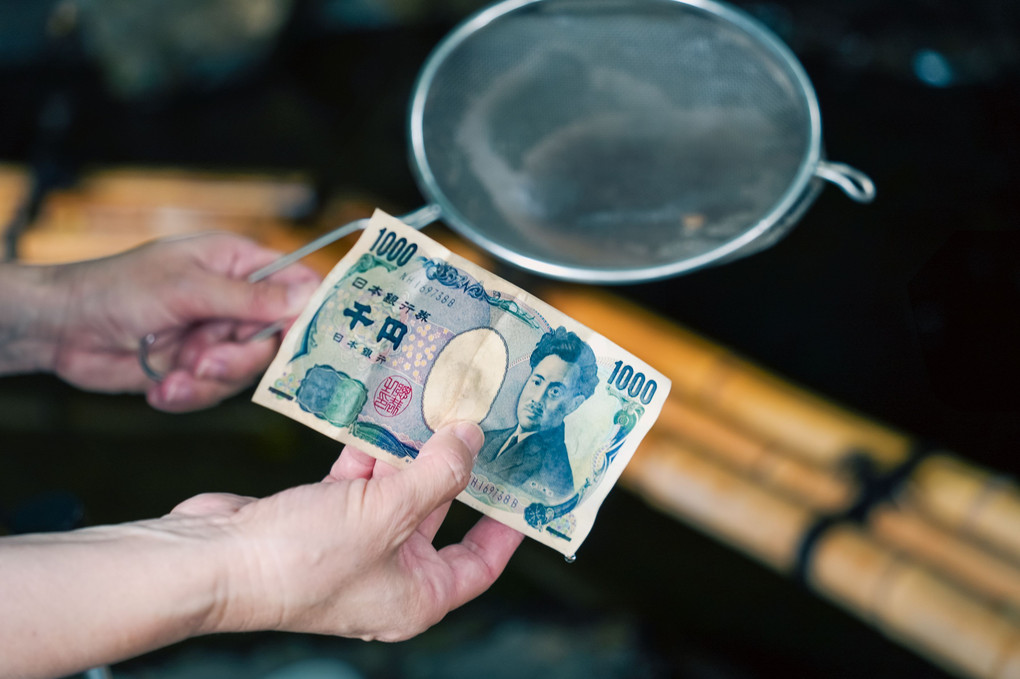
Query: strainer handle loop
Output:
[[816, 161, 876, 204], [246, 204, 443, 282]]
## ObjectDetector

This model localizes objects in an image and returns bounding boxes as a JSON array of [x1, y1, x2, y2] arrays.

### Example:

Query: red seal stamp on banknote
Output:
[[373, 376, 413, 417]]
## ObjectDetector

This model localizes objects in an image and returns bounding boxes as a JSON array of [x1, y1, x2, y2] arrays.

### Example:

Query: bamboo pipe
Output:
[[543, 285, 912, 470], [655, 396, 854, 512], [620, 427, 816, 572], [868, 503, 1020, 614], [623, 430, 1020, 679], [3, 169, 500, 275], [900, 455, 1020, 567], [810, 525, 1020, 679], [654, 397, 1020, 610]]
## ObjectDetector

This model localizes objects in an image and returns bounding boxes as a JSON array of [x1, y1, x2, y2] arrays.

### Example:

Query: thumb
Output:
[[380, 421, 483, 536], [170, 492, 256, 518], [183, 274, 317, 324]]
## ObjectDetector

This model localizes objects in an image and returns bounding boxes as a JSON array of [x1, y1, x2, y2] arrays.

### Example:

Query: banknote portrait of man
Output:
[[477, 326, 599, 502]]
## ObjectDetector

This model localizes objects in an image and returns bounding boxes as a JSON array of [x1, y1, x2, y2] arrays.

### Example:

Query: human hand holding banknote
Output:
[[256, 210, 671, 557], [0, 232, 521, 677]]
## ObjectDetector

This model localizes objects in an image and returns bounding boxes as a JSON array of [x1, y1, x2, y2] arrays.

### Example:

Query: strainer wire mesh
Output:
[[410, 0, 822, 282]]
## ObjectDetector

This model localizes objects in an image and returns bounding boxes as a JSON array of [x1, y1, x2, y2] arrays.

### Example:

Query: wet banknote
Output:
[[253, 210, 670, 557]]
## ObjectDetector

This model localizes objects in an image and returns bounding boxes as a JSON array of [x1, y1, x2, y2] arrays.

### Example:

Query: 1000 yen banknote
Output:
[[253, 210, 670, 557]]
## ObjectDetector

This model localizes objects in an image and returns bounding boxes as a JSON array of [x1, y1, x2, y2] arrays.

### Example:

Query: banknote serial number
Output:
[[418, 285, 457, 307], [369, 227, 418, 266], [608, 360, 658, 404]]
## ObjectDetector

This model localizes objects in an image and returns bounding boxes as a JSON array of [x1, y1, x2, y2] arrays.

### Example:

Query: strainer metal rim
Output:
[[408, 0, 824, 283]]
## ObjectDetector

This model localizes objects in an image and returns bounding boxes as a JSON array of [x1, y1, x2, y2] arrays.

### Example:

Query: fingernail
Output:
[[164, 379, 193, 404], [450, 421, 483, 456], [286, 282, 318, 315], [196, 358, 226, 380]]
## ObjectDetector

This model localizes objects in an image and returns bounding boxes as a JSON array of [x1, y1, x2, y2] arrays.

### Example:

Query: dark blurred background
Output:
[[1, 1, 1018, 677]]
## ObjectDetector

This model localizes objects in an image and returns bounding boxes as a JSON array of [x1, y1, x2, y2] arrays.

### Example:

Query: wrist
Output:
[[198, 509, 297, 636], [90, 513, 252, 643], [188, 515, 265, 636], [0, 262, 73, 375]]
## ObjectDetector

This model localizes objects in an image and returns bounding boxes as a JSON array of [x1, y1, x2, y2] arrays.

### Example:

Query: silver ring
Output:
[[138, 333, 166, 383], [138, 321, 286, 384]]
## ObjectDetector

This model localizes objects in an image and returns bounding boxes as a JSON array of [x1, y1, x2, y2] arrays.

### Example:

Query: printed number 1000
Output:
[[607, 360, 658, 405], [370, 228, 418, 267]]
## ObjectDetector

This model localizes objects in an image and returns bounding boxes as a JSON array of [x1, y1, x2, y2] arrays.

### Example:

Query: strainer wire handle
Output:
[[815, 161, 876, 204], [246, 204, 443, 283]]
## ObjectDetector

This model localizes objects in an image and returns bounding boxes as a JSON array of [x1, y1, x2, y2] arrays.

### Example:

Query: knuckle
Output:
[[440, 454, 472, 490], [247, 282, 281, 312]]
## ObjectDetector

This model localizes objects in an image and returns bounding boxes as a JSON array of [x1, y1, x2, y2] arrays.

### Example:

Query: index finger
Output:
[[326, 446, 379, 482], [258, 260, 322, 287], [438, 517, 524, 609]]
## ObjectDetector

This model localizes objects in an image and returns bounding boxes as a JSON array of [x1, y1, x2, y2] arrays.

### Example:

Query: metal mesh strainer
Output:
[[253, 0, 875, 285], [409, 0, 874, 283]]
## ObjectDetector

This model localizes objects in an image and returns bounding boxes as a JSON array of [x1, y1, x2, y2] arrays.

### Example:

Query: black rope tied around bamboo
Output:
[[791, 443, 936, 586]]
